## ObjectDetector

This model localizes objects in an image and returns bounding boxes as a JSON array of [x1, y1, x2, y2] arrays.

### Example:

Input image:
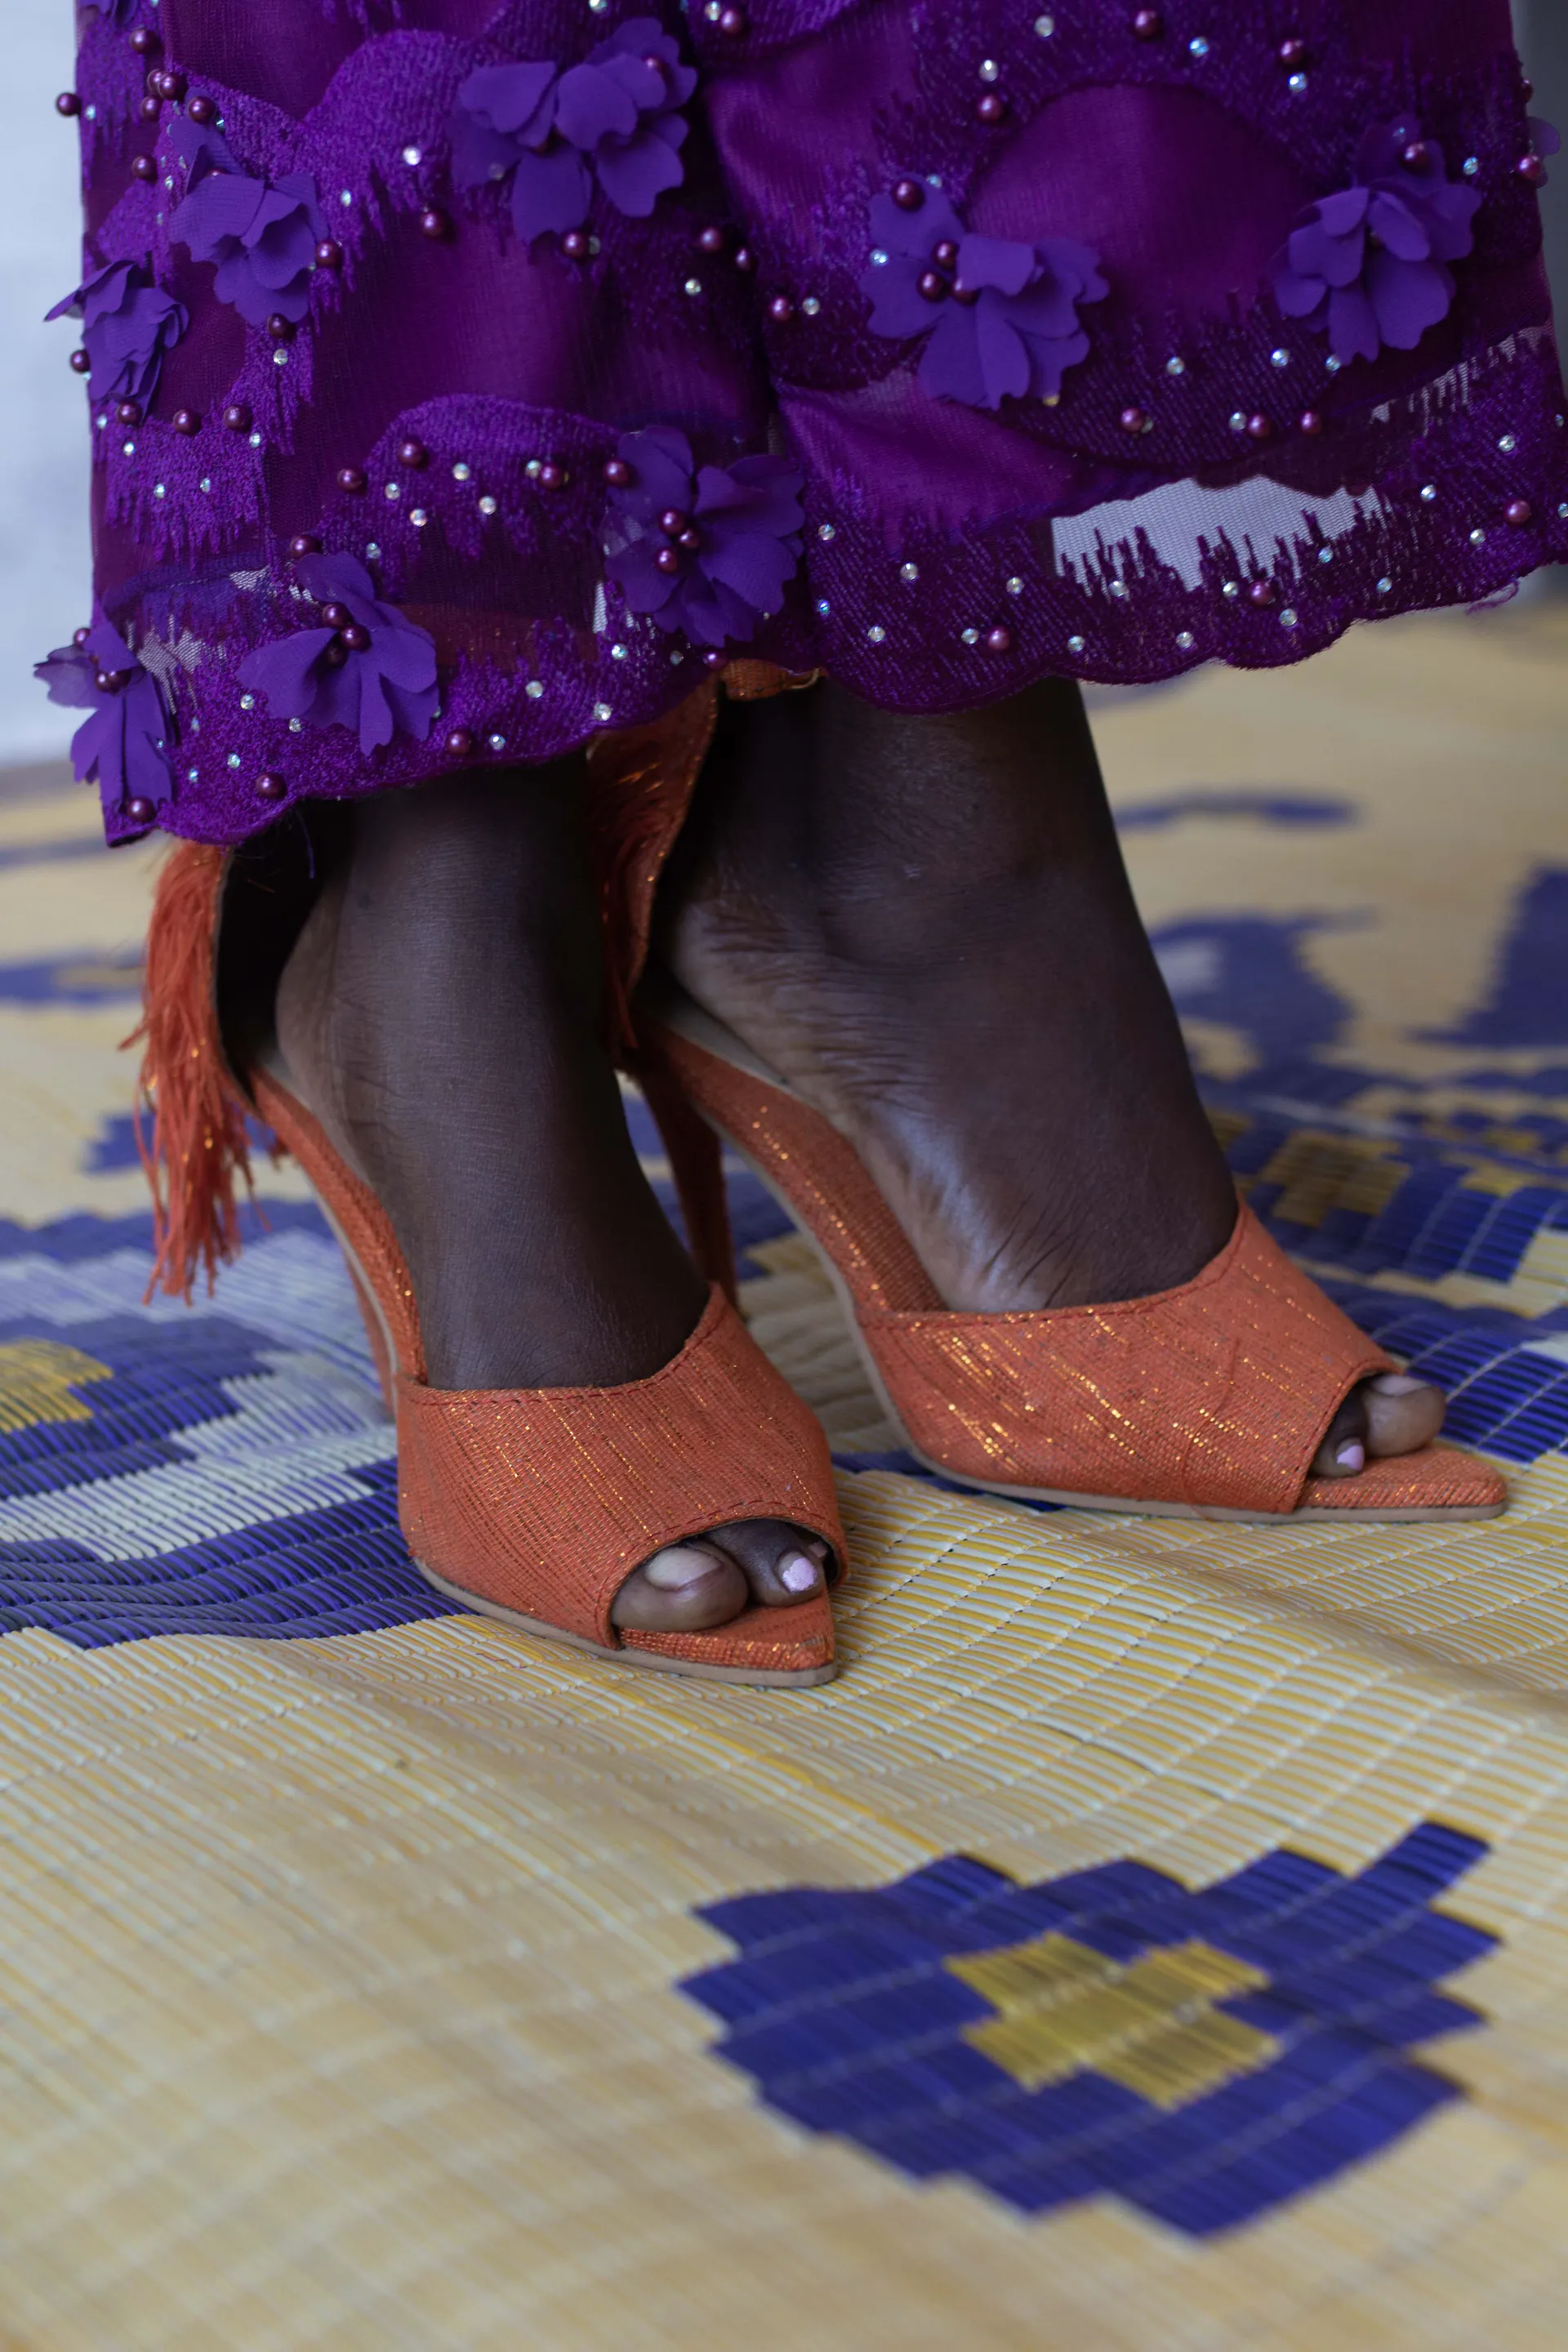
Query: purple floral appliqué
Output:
[[604, 428, 804, 647], [860, 186, 1107, 411], [168, 125, 325, 328], [46, 261, 187, 408], [34, 615, 172, 820], [238, 555, 439, 755], [1272, 124, 1481, 364], [451, 18, 697, 240]]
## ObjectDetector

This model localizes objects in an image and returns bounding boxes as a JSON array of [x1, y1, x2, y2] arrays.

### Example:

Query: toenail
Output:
[[641, 1544, 716, 1590], [779, 1552, 820, 1594], [1335, 1440, 1365, 1472], [1371, 1373, 1428, 1396]]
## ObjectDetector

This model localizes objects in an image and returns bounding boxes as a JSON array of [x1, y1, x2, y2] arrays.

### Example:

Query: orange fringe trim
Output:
[[127, 840, 258, 1303]]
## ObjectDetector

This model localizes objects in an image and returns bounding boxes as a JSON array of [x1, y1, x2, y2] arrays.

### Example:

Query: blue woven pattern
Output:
[[682, 1824, 1494, 2237]]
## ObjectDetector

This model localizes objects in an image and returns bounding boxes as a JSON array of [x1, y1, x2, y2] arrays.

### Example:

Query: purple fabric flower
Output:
[[46, 261, 187, 408], [34, 614, 172, 819], [860, 189, 1107, 411], [451, 19, 696, 240], [1528, 116, 1561, 184], [238, 555, 439, 755], [604, 428, 804, 647], [1272, 124, 1481, 364], [169, 127, 325, 328]]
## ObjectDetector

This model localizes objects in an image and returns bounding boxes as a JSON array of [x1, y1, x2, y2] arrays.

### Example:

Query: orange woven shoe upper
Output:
[[253, 1067, 844, 1670], [397, 1285, 842, 1655], [652, 1024, 1507, 1519]]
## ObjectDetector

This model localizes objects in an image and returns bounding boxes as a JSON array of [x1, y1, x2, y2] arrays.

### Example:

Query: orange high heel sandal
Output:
[[131, 836, 846, 1688], [581, 669, 1501, 1527], [639, 996, 1506, 1526]]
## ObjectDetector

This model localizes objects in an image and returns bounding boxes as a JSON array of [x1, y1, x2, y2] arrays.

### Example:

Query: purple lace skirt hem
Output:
[[47, 0, 1568, 846]]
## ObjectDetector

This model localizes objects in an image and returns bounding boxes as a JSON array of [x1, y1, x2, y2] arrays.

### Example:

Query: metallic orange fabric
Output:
[[398, 1285, 841, 1659], [585, 682, 719, 1053], [256, 1066, 843, 1676], [652, 1025, 1507, 1520]]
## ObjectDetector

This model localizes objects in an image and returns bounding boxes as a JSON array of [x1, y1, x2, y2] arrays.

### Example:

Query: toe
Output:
[[1311, 1388, 1370, 1480], [708, 1518, 835, 1608], [1363, 1371, 1446, 1458], [610, 1541, 750, 1633]]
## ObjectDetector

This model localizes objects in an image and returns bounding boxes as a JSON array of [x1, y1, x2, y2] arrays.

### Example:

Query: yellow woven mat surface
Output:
[[1, 606, 1566, 2347]]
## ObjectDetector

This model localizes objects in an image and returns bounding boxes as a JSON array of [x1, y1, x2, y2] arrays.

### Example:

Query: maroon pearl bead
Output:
[[1119, 406, 1147, 434], [768, 293, 795, 323], [733, 246, 756, 273], [538, 462, 569, 491], [56, 91, 81, 118], [419, 207, 452, 239], [314, 239, 343, 270], [287, 533, 322, 559], [336, 466, 368, 493], [444, 728, 477, 758], [139, 96, 163, 122], [339, 622, 372, 653], [128, 26, 159, 53], [266, 313, 296, 343], [186, 94, 216, 124], [697, 225, 728, 254], [98, 668, 134, 693], [654, 546, 682, 575], [984, 625, 1013, 654], [145, 67, 167, 97], [892, 179, 924, 211], [603, 457, 634, 488], [1248, 578, 1277, 607], [1245, 412, 1273, 440], [224, 404, 252, 433], [1401, 140, 1431, 172], [562, 229, 591, 261], [658, 508, 688, 535], [702, 648, 728, 670], [116, 399, 141, 425], [318, 602, 351, 630], [397, 438, 429, 470], [73, 626, 91, 648], [933, 239, 960, 270], [976, 92, 1007, 124], [677, 525, 702, 550], [1132, 7, 1164, 38], [125, 795, 158, 825], [1276, 37, 1307, 68], [69, 349, 91, 375], [951, 283, 980, 306], [1505, 498, 1534, 528], [130, 153, 158, 181], [1298, 408, 1324, 436], [321, 638, 350, 669], [255, 773, 287, 803], [157, 68, 187, 100], [716, 4, 746, 32], [1517, 153, 1548, 186], [916, 270, 947, 303], [172, 408, 201, 434]]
